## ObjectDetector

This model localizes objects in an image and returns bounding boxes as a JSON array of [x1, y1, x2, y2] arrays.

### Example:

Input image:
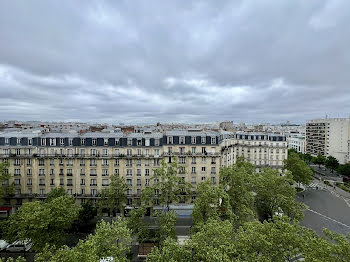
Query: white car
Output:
[[6, 240, 32, 252], [0, 240, 9, 251]]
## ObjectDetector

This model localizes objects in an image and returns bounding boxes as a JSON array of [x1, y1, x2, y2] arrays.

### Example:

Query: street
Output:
[[297, 179, 350, 235]]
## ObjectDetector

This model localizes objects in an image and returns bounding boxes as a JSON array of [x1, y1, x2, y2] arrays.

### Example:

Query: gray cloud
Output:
[[0, 0, 350, 124]]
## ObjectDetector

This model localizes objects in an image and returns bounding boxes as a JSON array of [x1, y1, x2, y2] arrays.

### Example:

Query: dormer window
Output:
[[211, 137, 216, 144], [17, 138, 21, 145], [201, 136, 206, 144], [50, 138, 56, 146], [5, 138, 9, 145], [168, 136, 173, 144], [69, 139, 73, 146], [115, 139, 120, 146], [92, 139, 97, 146], [191, 137, 196, 144], [180, 136, 185, 144], [60, 138, 64, 146], [81, 138, 86, 145], [28, 139, 32, 145], [155, 139, 159, 146], [127, 138, 132, 146], [137, 139, 142, 146], [104, 139, 108, 146], [41, 138, 46, 146]]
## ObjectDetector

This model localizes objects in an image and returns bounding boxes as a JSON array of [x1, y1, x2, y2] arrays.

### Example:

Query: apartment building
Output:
[[287, 134, 306, 154], [306, 118, 350, 164], [0, 129, 220, 207], [220, 132, 287, 172]]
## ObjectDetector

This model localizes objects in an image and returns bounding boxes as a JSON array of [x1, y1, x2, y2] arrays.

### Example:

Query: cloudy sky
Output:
[[0, 0, 350, 124]]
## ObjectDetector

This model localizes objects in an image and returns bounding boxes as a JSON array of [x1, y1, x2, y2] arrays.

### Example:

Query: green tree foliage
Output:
[[191, 180, 232, 227], [284, 152, 313, 186], [143, 159, 192, 210], [98, 174, 128, 217], [127, 208, 150, 243], [304, 153, 313, 164], [146, 238, 192, 262], [0, 257, 26, 262], [0, 162, 13, 203], [254, 169, 305, 221], [45, 187, 67, 203], [78, 200, 97, 223], [219, 157, 256, 226], [325, 156, 339, 173], [156, 210, 177, 245], [35, 219, 132, 262], [338, 163, 350, 177], [3, 195, 80, 251], [147, 216, 350, 262], [312, 154, 326, 167]]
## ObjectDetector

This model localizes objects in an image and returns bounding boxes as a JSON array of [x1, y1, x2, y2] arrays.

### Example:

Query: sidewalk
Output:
[[313, 176, 350, 199]]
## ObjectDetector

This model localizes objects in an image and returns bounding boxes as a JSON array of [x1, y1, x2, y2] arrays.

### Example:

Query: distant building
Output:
[[219, 121, 233, 130], [306, 118, 350, 164], [287, 134, 306, 154]]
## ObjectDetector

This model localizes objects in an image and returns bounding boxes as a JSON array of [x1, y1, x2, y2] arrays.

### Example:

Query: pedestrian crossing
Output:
[[308, 183, 327, 190]]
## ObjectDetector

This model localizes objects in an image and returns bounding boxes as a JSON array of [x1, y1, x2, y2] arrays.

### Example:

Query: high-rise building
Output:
[[306, 118, 350, 164]]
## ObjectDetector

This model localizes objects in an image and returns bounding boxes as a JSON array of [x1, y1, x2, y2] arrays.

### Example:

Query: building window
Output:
[[90, 179, 97, 186], [60, 138, 64, 146], [81, 178, 85, 185], [115, 159, 119, 166], [126, 179, 132, 186], [180, 136, 185, 144], [127, 169, 132, 176], [115, 169, 119, 175], [102, 169, 109, 176], [104, 139, 108, 146], [145, 179, 149, 186], [191, 137, 196, 144], [127, 139, 132, 146], [201, 137, 206, 144], [201, 167, 206, 172], [137, 169, 141, 176], [27, 178, 32, 185], [102, 179, 109, 186], [40, 189, 45, 195], [115, 139, 120, 146], [145, 169, 150, 176], [103, 149, 108, 156], [192, 167, 196, 174], [192, 147, 196, 154], [92, 139, 97, 146], [168, 136, 173, 144], [81, 138, 86, 145], [155, 139, 160, 146]]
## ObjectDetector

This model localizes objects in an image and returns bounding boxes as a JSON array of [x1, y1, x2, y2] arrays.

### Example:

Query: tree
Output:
[[284, 152, 313, 187], [254, 169, 305, 221], [219, 157, 256, 226], [78, 200, 97, 224], [338, 164, 350, 178], [127, 207, 150, 244], [35, 218, 132, 262], [147, 216, 350, 262], [304, 153, 313, 164], [3, 195, 80, 251], [144, 159, 192, 211], [46, 187, 67, 203], [0, 162, 13, 203], [312, 154, 326, 167], [146, 238, 192, 262], [0, 258, 26, 262], [325, 156, 339, 173], [191, 180, 232, 227], [156, 210, 177, 245], [98, 175, 128, 217]]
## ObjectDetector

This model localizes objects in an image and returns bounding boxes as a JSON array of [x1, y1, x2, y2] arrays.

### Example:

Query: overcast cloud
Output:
[[0, 0, 350, 124]]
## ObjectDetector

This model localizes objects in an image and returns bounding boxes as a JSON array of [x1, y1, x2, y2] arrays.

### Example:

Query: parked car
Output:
[[5, 240, 32, 252], [0, 240, 9, 251]]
